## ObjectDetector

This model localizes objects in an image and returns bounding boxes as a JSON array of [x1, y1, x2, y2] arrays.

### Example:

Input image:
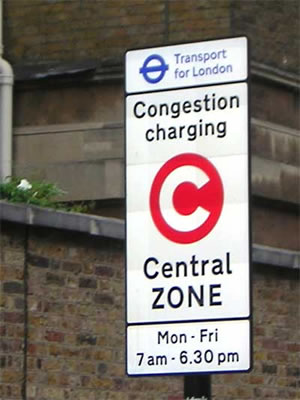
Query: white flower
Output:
[[17, 179, 32, 191]]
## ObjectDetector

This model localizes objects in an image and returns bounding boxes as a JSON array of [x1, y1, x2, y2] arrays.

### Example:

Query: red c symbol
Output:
[[149, 153, 224, 244]]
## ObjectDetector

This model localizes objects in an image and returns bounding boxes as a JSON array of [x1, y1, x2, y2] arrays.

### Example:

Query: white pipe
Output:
[[0, 0, 3, 58], [0, 0, 13, 182], [0, 0, 3, 57]]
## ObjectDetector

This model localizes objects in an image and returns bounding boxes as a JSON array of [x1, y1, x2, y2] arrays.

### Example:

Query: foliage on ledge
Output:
[[0, 177, 91, 213]]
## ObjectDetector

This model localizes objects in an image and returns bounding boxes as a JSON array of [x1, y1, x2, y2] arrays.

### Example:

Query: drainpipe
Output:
[[0, 0, 13, 182]]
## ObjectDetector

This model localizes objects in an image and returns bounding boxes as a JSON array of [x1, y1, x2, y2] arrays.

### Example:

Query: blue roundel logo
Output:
[[139, 54, 169, 84]]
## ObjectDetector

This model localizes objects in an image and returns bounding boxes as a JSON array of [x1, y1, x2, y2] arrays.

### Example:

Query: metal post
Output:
[[184, 375, 211, 400]]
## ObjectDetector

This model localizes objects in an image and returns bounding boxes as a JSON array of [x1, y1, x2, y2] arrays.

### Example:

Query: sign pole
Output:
[[184, 375, 211, 400]]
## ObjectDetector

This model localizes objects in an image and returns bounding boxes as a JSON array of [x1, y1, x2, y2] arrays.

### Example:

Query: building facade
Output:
[[0, 1, 299, 399]]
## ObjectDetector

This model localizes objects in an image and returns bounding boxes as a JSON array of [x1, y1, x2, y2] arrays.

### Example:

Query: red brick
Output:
[[4, 312, 24, 324], [45, 331, 65, 343]]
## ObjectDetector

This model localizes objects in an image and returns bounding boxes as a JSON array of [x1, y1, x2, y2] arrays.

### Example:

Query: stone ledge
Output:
[[0, 201, 299, 269], [14, 61, 300, 90], [0, 200, 124, 240], [253, 244, 300, 270], [14, 121, 123, 136], [251, 61, 300, 89]]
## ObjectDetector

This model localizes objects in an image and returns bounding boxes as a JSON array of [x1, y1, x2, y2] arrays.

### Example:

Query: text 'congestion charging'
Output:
[[132, 91, 240, 142]]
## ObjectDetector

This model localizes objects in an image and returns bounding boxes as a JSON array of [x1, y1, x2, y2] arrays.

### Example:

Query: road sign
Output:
[[125, 36, 251, 376], [126, 36, 248, 93]]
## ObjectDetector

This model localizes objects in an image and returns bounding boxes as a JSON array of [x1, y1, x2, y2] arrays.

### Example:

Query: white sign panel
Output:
[[126, 36, 248, 93], [126, 83, 249, 324], [125, 37, 251, 376], [127, 320, 251, 375]]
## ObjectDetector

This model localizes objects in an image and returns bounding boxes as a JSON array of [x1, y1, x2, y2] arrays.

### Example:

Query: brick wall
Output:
[[0, 223, 26, 400], [232, 0, 300, 75], [4, 0, 299, 74], [165, 0, 231, 44], [3, 0, 231, 66], [0, 221, 184, 400], [4, 0, 169, 65], [213, 264, 300, 399], [1, 220, 299, 399]]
